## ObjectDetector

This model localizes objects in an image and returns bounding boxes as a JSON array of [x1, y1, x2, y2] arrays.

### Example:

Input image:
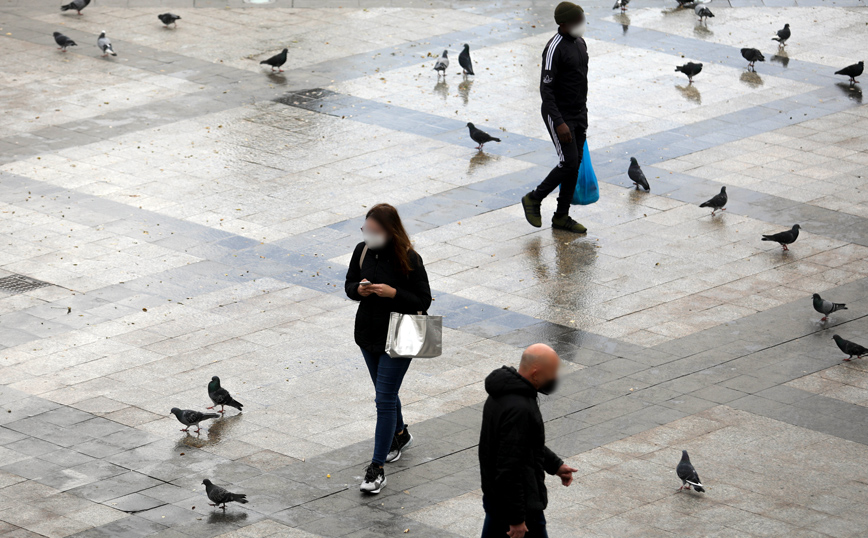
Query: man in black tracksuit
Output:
[[479, 344, 577, 538], [522, 2, 589, 234]]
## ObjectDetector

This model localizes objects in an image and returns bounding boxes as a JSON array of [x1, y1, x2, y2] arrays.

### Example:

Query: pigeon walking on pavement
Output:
[[170, 408, 219, 434], [628, 157, 650, 191], [835, 61, 863, 85], [813, 294, 847, 322], [458, 44, 474, 76], [208, 376, 243, 414], [433, 50, 449, 78], [832, 335, 868, 361], [741, 48, 765, 70], [61, 0, 90, 15], [677, 450, 705, 492], [260, 48, 288, 72], [202, 479, 248, 511], [97, 31, 116, 57], [699, 186, 727, 216], [53, 32, 77, 51], [695, 4, 714, 22], [158, 13, 181, 27], [761, 224, 800, 251], [467, 123, 500, 150], [676, 62, 703, 83], [613, 0, 630, 12], [772, 24, 790, 46]]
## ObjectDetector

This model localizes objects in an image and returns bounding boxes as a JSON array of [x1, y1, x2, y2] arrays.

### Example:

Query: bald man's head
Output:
[[518, 343, 560, 394]]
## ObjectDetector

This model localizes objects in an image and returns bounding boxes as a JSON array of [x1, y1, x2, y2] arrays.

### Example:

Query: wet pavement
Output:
[[2, 0, 868, 537]]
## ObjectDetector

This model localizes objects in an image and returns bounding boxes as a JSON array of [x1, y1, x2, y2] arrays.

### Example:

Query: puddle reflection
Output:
[[614, 13, 630, 35], [770, 53, 789, 68], [468, 151, 496, 175], [458, 79, 474, 105], [836, 82, 862, 103], [207, 510, 248, 524], [176, 413, 243, 448], [433, 80, 449, 101], [739, 70, 764, 88], [675, 84, 701, 104], [693, 23, 713, 38]]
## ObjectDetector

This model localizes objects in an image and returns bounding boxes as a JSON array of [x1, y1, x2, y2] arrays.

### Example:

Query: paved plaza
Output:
[[2, 0, 868, 536]]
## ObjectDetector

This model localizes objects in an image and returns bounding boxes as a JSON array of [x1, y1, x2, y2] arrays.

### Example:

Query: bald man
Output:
[[478, 344, 577, 538]]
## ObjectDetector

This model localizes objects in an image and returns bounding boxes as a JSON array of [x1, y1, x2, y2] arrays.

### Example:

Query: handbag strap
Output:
[[359, 245, 368, 270]]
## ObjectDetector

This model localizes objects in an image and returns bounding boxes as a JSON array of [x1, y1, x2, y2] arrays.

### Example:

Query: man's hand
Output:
[[556, 463, 578, 486], [507, 522, 528, 538], [556, 123, 572, 144]]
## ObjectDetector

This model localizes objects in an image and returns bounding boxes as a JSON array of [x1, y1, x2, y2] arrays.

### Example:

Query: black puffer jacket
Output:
[[345, 242, 431, 353], [479, 366, 563, 525]]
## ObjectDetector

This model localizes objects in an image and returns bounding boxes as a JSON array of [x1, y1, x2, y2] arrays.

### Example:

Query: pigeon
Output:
[[433, 50, 449, 78], [158, 13, 181, 27], [741, 48, 765, 70], [677, 450, 705, 492], [628, 157, 650, 191], [675, 62, 703, 83], [97, 31, 116, 57], [613, 0, 629, 12], [813, 293, 847, 322], [832, 335, 868, 361], [170, 408, 219, 433], [207, 376, 243, 414], [772, 23, 790, 46], [61, 0, 90, 15], [458, 44, 474, 76], [761, 224, 799, 251], [695, 5, 714, 22], [699, 186, 727, 215], [466, 122, 500, 150], [260, 48, 288, 72], [202, 479, 248, 511], [53, 32, 77, 51], [835, 61, 863, 85]]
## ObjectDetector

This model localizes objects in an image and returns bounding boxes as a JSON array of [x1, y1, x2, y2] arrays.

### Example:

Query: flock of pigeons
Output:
[[169, 376, 247, 510], [47, 0, 868, 512]]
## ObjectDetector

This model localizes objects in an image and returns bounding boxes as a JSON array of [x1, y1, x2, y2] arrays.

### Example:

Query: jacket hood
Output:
[[485, 366, 538, 397]]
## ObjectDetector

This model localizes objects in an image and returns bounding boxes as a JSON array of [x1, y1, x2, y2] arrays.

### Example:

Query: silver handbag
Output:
[[386, 311, 442, 359]]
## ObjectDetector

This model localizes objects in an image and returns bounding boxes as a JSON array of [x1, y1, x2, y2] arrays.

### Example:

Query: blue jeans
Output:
[[481, 510, 548, 538], [360, 348, 411, 466]]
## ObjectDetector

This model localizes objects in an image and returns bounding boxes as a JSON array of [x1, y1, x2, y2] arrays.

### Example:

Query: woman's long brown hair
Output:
[[366, 203, 414, 275]]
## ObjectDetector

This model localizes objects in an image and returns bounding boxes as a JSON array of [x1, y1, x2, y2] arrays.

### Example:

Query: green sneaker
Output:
[[552, 214, 587, 233], [521, 193, 542, 228]]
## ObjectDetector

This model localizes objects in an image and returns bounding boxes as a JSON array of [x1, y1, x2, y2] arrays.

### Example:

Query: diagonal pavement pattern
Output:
[[1, 0, 868, 537]]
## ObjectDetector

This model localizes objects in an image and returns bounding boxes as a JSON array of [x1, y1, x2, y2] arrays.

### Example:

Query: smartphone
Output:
[[360, 281, 372, 286]]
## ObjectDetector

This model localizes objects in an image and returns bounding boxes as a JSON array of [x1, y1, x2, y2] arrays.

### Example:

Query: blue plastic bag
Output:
[[572, 140, 599, 205]]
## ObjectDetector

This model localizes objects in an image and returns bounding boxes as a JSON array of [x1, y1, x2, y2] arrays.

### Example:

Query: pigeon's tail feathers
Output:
[[259, 59, 267, 65], [227, 397, 243, 411], [61, 2, 73, 10], [231, 493, 248, 504], [203, 413, 220, 420], [761, 235, 773, 241], [490, 137, 501, 143], [699, 201, 711, 208], [691, 483, 706, 493]]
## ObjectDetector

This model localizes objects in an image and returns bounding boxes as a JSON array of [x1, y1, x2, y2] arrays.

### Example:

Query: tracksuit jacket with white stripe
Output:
[[540, 29, 589, 132]]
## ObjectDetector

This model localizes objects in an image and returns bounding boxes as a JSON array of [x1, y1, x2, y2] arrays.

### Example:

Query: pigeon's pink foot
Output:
[[180, 428, 189, 432], [279, 69, 284, 72], [844, 358, 852, 362], [209, 503, 217, 507], [722, 208, 726, 211]]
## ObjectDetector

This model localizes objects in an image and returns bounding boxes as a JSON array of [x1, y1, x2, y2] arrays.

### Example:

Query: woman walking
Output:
[[345, 203, 432, 494]]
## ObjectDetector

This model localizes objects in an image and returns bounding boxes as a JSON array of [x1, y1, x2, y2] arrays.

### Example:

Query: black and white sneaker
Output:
[[385, 429, 413, 463], [360, 463, 386, 494]]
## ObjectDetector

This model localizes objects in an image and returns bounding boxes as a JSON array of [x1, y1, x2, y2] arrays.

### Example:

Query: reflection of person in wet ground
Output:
[[521, 2, 590, 235]]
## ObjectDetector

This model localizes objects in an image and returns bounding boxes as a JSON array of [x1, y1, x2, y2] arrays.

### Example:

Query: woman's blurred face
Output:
[[362, 218, 388, 249]]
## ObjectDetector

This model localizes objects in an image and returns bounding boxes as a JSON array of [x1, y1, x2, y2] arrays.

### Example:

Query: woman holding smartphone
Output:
[[345, 203, 431, 494]]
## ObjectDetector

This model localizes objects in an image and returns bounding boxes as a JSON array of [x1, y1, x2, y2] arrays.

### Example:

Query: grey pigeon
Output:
[[676, 450, 705, 492], [202, 479, 248, 511], [458, 44, 474, 76], [467, 122, 500, 150], [158, 13, 181, 27], [695, 5, 714, 22], [53, 32, 77, 51], [835, 61, 863, 85], [61, 0, 90, 15], [433, 50, 449, 78], [813, 293, 846, 322], [628, 157, 650, 191], [613, 0, 629, 12], [761, 224, 799, 251], [97, 31, 116, 57], [832, 335, 868, 361], [699, 186, 727, 215], [741, 48, 765, 70], [772, 23, 790, 46], [260, 48, 288, 72], [676, 62, 702, 83], [208, 376, 243, 414], [170, 408, 219, 433]]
